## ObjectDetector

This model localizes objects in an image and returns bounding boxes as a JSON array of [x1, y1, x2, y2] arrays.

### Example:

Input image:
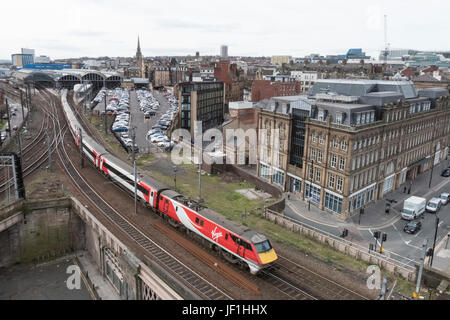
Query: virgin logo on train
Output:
[[211, 227, 223, 242]]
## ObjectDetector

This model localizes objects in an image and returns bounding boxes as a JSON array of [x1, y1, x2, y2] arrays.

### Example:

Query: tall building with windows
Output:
[[220, 45, 228, 59], [257, 80, 450, 220], [177, 82, 225, 136]]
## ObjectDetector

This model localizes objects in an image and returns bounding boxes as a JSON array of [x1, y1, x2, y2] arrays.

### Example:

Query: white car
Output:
[[151, 135, 169, 143]]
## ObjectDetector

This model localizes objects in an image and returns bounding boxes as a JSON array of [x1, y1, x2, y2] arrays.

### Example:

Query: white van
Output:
[[401, 196, 426, 220]]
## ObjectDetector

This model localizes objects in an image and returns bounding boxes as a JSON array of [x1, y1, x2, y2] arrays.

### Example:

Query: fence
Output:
[[263, 207, 417, 281]]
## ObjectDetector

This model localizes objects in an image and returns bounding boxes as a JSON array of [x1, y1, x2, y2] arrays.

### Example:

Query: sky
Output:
[[2, 0, 449, 60]]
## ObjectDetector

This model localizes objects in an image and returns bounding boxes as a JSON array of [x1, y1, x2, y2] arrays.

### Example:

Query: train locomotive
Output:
[[60, 89, 277, 274]]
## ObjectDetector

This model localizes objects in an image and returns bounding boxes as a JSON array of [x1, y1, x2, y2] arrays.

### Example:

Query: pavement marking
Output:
[[392, 224, 422, 251]]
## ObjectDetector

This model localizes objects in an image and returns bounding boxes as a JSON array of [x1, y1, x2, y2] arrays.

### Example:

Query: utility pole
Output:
[[79, 128, 84, 168], [413, 239, 428, 299], [428, 146, 436, 188], [5, 98, 11, 138], [27, 83, 32, 111], [429, 216, 440, 267], [131, 127, 136, 165], [103, 80, 107, 134], [134, 160, 137, 215], [46, 129, 52, 170], [17, 131, 23, 161], [20, 90, 25, 122], [198, 162, 202, 201]]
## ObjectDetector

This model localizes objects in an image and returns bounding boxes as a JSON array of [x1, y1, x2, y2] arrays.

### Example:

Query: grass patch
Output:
[[0, 119, 6, 130]]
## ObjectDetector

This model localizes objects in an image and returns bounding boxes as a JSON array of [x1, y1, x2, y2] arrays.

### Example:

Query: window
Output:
[[317, 150, 323, 163], [336, 113, 343, 124], [339, 157, 345, 171], [324, 192, 342, 214], [272, 170, 285, 187], [312, 133, 316, 143], [333, 139, 339, 148], [319, 135, 324, 144], [328, 173, 335, 188], [315, 168, 321, 182], [305, 183, 321, 204], [341, 140, 347, 151], [331, 154, 337, 168], [318, 110, 325, 121], [310, 148, 316, 161], [336, 176, 343, 192], [259, 163, 270, 180], [356, 113, 361, 125]]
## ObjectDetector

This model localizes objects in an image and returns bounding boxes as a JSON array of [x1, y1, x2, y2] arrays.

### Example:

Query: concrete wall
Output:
[[0, 198, 82, 267]]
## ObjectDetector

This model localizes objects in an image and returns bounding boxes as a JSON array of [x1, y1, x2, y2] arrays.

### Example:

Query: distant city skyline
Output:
[[2, 0, 449, 60]]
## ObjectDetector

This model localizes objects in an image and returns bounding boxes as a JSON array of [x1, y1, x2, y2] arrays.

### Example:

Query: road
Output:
[[1, 102, 28, 147], [284, 159, 450, 269]]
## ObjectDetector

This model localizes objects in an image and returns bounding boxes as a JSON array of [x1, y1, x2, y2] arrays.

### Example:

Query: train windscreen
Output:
[[254, 240, 272, 253]]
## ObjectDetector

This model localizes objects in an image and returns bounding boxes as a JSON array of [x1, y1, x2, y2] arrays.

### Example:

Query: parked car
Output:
[[440, 193, 450, 205], [426, 197, 442, 213], [403, 221, 422, 234], [442, 169, 450, 177]]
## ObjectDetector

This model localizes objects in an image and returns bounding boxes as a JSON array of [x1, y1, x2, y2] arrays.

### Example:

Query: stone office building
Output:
[[257, 80, 450, 220]]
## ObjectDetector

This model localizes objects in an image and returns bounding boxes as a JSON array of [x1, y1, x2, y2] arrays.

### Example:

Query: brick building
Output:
[[251, 80, 301, 102]]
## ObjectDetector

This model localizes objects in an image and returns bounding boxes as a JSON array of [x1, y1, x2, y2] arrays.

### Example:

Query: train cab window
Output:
[[151, 192, 154, 197], [175, 206, 178, 211], [225, 234, 228, 240], [254, 240, 272, 253], [200, 220, 204, 226], [160, 196, 163, 200], [195, 217, 199, 224]]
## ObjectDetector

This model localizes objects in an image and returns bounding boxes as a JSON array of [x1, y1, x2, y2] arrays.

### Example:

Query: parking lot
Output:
[[129, 89, 178, 152]]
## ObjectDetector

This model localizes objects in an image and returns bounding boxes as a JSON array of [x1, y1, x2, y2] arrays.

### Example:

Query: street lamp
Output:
[[173, 165, 177, 190], [429, 215, 440, 267]]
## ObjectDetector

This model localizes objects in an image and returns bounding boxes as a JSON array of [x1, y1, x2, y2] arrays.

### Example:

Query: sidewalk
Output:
[[430, 232, 450, 276], [286, 160, 450, 230], [75, 251, 120, 300]]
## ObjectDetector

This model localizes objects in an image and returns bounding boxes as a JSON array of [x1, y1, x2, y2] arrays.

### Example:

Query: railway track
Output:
[[263, 255, 370, 300], [0, 90, 56, 194], [42, 89, 233, 300]]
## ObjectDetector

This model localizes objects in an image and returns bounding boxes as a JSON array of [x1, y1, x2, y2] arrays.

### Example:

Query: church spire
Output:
[[137, 36, 141, 55]]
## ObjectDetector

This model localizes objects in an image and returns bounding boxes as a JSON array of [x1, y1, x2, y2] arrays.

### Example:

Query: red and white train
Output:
[[60, 89, 278, 274]]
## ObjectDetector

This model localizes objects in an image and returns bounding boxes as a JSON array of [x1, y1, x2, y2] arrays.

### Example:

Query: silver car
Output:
[[426, 197, 442, 213], [440, 193, 450, 205]]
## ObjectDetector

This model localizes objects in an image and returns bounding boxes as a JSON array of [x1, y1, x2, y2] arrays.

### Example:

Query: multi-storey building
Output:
[[177, 81, 225, 136], [270, 56, 292, 66], [257, 80, 450, 220]]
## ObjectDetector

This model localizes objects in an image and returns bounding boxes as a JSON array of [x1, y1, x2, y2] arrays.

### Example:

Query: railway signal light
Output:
[[374, 231, 381, 239], [382, 233, 387, 242]]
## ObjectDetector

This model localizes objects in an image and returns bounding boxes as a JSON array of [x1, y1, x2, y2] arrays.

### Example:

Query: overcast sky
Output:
[[2, 0, 449, 60]]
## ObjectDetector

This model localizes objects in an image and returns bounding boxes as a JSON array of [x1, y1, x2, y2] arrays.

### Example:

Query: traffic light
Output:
[[426, 248, 433, 257], [374, 231, 381, 239], [382, 233, 387, 242], [341, 229, 348, 238]]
